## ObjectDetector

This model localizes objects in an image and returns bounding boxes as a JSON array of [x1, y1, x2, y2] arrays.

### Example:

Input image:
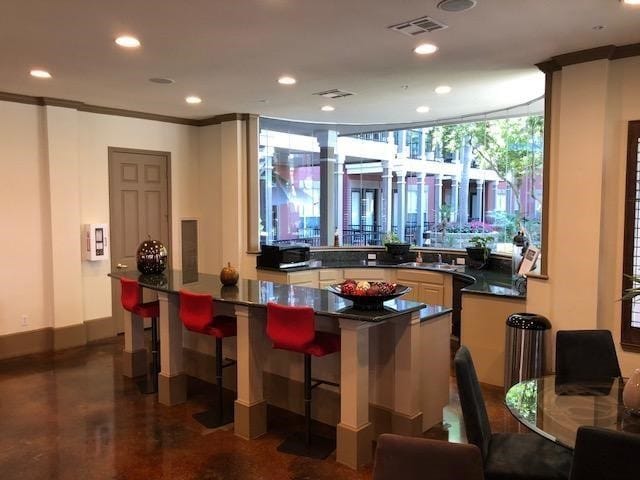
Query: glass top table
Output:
[[505, 375, 640, 449]]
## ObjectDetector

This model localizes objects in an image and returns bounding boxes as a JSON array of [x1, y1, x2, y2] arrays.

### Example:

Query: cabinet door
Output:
[[318, 280, 336, 289], [419, 284, 444, 305], [399, 280, 420, 301]]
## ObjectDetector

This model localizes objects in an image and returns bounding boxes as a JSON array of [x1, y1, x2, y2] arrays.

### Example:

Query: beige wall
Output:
[[0, 100, 233, 338], [527, 55, 640, 375], [0, 102, 52, 335]]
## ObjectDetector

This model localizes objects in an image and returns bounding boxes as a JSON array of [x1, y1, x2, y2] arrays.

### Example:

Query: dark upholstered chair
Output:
[[555, 330, 621, 383], [373, 434, 485, 480], [569, 426, 640, 480], [265, 302, 340, 459], [454, 346, 572, 480], [179, 290, 236, 428]]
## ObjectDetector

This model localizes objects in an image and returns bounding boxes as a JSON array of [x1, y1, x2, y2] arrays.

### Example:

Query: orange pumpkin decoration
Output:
[[220, 262, 239, 286]]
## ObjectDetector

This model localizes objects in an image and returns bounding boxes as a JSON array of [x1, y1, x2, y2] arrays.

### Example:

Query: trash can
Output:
[[504, 312, 551, 392]]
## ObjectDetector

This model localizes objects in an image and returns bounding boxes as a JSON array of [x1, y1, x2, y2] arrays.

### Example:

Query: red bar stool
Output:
[[266, 302, 340, 459], [179, 290, 237, 428], [120, 277, 160, 394]]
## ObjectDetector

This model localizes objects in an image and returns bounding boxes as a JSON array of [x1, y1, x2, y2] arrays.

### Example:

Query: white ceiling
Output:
[[1, 0, 638, 125]]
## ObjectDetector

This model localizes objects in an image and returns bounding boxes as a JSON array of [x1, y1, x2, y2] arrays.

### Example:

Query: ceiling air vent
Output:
[[388, 16, 448, 36], [313, 89, 355, 99]]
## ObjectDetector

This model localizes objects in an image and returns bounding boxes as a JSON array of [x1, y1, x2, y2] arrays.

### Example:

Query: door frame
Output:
[[108, 146, 173, 331]]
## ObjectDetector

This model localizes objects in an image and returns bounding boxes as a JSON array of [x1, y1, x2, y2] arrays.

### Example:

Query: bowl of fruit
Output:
[[327, 279, 411, 311]]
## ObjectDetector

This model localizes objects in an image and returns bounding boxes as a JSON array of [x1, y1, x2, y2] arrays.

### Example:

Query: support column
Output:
[[319, 130, 338, 245], [234, 305, 268, 440], [382, 160, 393, 234], [336, 155, 345, 240], [158, 292, 187, 406], [450, 177, 459, 223], [475, 179, 485, 223], [262, 153, 274, 243], [433, 174, 443, 225], [391, 311, 423, 436], [416, 173, 426, 246], [397, 169, 407, 241], [337, 319, 375, 469]]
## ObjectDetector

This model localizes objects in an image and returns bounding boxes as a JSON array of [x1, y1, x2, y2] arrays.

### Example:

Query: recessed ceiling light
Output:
[[30, 69, 51, 79], [416, 106, 430, 113], [278, 75, 296, 85], [321, 105, 335, 112], [185, 96, 202, 104], [437, 0, 477, 12], [414, 43, 438, 55], [115, 35, 141, 48], [435, 85, 452, 94]]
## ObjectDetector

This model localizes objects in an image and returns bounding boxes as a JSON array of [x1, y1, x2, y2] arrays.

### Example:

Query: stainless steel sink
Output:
[[399, 262, 459, 271]]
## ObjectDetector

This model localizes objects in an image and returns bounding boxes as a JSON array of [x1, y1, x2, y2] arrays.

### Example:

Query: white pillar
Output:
[[416, 173, 426, 246], [433, 174, 443, 225], [336, 155, 345, 237], [397, 169, 407, 241], [450, 177, 459, 223], [263, 155, 274, 242], [382, 160, 393, 234], [475, 179, 485, 222]]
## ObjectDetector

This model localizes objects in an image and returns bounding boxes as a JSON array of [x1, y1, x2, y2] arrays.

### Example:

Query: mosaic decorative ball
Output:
[[136, 237, 168, 274]]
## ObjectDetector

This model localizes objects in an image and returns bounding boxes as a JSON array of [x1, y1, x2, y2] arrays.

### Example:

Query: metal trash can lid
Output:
[[506, 312, 551, 330]]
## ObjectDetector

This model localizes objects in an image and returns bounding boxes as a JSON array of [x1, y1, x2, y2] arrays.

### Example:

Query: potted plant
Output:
[[383, 231, 411, 260], [466, 235, 494, 269]]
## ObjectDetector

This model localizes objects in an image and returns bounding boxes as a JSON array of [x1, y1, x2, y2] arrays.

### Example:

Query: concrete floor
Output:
[[0, 336, 522, 480]]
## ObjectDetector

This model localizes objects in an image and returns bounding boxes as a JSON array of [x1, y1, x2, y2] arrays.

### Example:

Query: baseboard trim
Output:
[[54, 323, 87, 350], [0, 327, 53, 360], [0, 317, 115, 360], [84, 316, 115, 342]]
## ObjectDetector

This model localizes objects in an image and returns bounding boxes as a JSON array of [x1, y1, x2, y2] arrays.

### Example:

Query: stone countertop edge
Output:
[[256, 262, 525, 299]]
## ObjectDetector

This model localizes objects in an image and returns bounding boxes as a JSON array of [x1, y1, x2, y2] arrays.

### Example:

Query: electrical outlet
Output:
[[456, 257, 466, 265], [367, 253, 377, 260], [21, 315, 28, 327]]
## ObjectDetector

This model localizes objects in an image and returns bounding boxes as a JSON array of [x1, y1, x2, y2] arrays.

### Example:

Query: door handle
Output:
[[116, 263, 128, 269]]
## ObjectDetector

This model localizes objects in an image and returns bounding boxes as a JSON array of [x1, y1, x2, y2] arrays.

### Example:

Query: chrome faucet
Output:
[[437, 253, 442, 264]]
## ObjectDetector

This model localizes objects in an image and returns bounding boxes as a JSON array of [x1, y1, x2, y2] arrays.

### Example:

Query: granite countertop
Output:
[[109, 270, 451, 323], [257, 260, 525, 299]]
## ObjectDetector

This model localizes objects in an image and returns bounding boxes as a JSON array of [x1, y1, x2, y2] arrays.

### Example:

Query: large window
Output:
[[622, 120, 640, 348], [258, 115, 544, 256]]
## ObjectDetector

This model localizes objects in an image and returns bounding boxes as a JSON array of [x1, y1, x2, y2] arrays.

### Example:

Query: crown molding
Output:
[[536, 42, 640, 74], [0, 91, 250, 126]]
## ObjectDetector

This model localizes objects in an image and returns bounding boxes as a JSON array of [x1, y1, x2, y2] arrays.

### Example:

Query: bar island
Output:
[[109, 269, 452, 469]]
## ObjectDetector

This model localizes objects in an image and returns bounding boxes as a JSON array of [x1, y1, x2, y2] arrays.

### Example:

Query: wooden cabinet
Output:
[[256, 267, 450, 307], [396, 269, 450, 306], [256, 269, 319, 287]]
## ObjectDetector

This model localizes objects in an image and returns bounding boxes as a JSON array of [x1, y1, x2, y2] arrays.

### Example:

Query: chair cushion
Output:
[[202, 315, 237, 339], [274, 331, 340, 357], [132, 300, 160, 318], [485, 433, 572, 480]]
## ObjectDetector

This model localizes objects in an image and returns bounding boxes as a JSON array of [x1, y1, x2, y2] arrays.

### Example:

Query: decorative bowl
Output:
[[327, 283, 411, 311]]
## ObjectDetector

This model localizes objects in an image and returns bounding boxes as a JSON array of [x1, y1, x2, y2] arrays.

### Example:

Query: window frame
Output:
[[622, 120, 640, 349]]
